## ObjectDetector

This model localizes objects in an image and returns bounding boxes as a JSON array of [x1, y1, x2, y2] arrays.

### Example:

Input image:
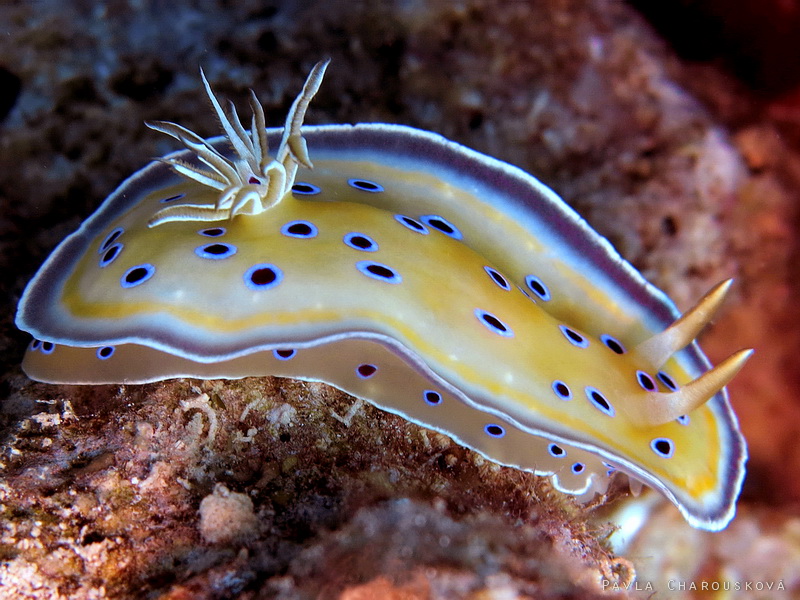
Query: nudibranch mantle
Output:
[[16, 61, 751, 531]]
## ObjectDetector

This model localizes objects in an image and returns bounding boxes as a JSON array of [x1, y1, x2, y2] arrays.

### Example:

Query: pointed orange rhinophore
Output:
[[630, 348, 753, 427], [635, 279, 733, 369]]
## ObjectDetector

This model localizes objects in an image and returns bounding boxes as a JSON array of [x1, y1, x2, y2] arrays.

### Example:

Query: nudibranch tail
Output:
[[145, 60, 329, 227], [634, 279, 733, 368], [630, 348, 753, 427]]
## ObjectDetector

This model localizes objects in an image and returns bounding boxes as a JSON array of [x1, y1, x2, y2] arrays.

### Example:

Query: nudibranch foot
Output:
[[145, 60, 329, 227], [628, 477, 644, 498]]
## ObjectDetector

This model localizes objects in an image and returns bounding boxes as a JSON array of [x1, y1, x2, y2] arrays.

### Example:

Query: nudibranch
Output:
[[15, 60, 752, 531]]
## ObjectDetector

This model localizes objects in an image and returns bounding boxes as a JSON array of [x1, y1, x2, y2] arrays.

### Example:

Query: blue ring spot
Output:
[[657, 370, 679, 392], [571, 462, 585, 474], [525, 275, 551, 301], [600, 334, 626, 354], [344, 232, 378, 252], [483, 266, 511, 291], [585, 386, 615, 417], [291, 182, 321, 195], [348, 178, 384, 193], [420, 215, 462, 240], [160, 193, 185, 204], [96, 346, 115, 360], [636, 370, 657, 392], [559, 325, 589, 348], [394, 214, 429, 234], [474, 309, 514, 337], [195, 243, 237, 260], [281, 220, 318, 239], [423, 390, 443, 406], [244, 264, 283, 290], [99, 243, 123, 268], [40, 341, 55, 355], [121, 264, 155, 288], [198, 227, 226, 237], [273, 349, 297, 361], [676, 415, 690, 426], [356, 261, 402, 284], [30, 339, 42, 351], [552, 380, 572, 400], [548, 443, 566, 458], [99, 227, 124, 252], [484, 424, 505, 438], [356, 364, 378, 379], [650, 437, 675, 458]]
